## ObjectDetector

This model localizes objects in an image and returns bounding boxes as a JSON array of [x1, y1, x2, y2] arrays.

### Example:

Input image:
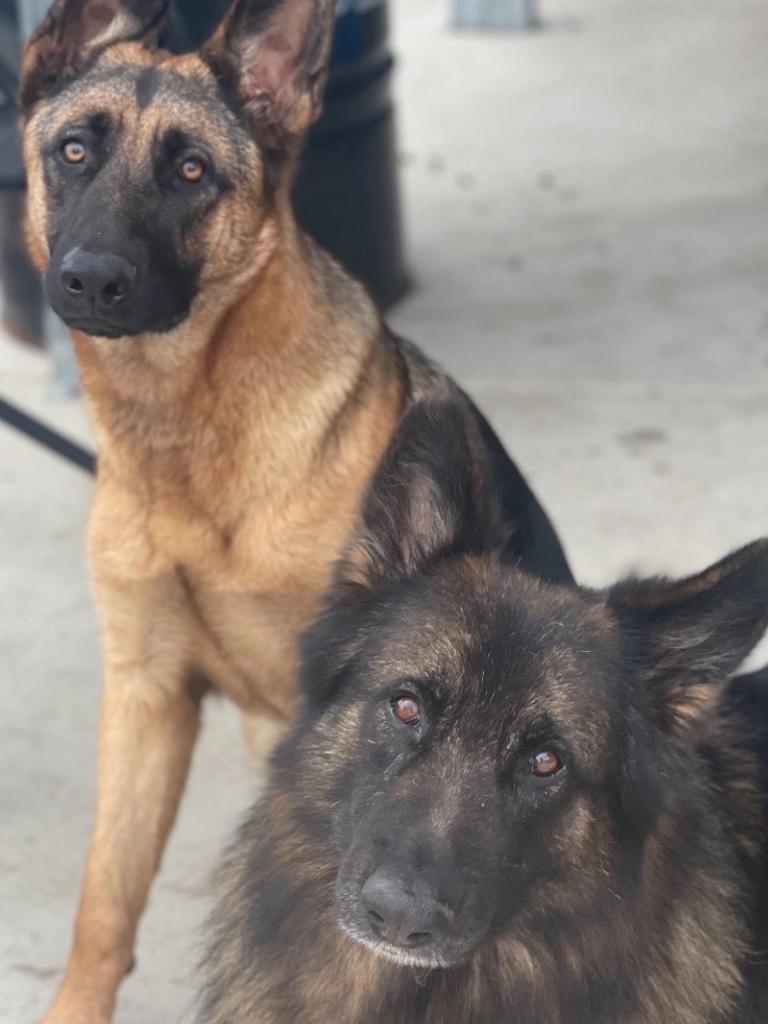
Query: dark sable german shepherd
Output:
[[20, 1, 571, 1021], [198, 401, 768, 1024]]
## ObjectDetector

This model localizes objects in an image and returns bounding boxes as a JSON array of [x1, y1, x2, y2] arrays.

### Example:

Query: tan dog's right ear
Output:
[[202, 0, 336, 148], [20, 0, 169, 113]]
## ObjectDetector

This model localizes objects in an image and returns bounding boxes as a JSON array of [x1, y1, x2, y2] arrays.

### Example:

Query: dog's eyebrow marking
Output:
[[136, 67, 161, 110]]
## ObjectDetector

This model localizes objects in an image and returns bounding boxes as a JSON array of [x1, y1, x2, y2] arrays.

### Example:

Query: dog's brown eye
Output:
[[531, 750, 562, 777], [179, 157, 206, 183], [392, 695, 421, 725], [62, 140, 86, 164]]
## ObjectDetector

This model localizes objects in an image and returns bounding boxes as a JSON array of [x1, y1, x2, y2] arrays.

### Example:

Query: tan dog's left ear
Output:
[[202, 0, 336, 146], [20, 0, 169, 113]]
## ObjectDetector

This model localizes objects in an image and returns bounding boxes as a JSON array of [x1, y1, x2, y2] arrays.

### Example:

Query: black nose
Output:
[[361, 867, 451, 949], [60, 248, 136, 312]]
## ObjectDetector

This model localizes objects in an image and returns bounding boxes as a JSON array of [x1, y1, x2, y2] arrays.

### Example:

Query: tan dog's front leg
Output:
[[41, 655, 202, 1024]]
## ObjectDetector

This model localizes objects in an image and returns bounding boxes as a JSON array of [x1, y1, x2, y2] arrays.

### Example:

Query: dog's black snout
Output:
[[60, 248, 136, 311], [361, 867, 449, 949]]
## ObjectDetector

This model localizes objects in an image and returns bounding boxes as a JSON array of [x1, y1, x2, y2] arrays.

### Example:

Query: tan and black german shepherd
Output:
[[20, 1, 571, 1021], [198, 399, 768, 1024]]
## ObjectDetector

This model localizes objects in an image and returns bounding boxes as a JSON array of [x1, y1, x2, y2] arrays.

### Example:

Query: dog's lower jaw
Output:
[[338, 918, 451, 971], [63, 314, 188, 339]]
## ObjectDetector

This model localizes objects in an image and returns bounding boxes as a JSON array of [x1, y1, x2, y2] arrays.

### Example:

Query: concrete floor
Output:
[[2, 0, 767, 1020]]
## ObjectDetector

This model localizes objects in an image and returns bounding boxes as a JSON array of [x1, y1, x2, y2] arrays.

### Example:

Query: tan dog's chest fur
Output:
[[81, 251, 404, 716]]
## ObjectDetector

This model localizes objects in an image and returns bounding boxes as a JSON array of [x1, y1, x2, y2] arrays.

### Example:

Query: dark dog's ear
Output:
[[335, 397, 507, 600], [20, 0, 169, 112], [202, 0, 335, 146], [299, 397, 507, 710], [609, 540, 768, 733]]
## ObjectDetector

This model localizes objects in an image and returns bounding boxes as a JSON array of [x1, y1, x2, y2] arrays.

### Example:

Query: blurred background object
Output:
[[453, 0, 537, 29], [164, 0, 408, 308], [0, 0, 42, 350], [0, 0, 81, 393], [293, 0, 408, 307]]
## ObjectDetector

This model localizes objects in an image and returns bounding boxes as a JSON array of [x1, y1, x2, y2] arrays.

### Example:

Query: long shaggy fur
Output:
[[198, 412, 768, 1024]]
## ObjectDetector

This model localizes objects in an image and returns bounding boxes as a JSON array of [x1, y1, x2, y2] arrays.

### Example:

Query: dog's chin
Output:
[[336, 876, 490, 971], [338, 918, 454, 970], [337, 906, 490, 971], [58, 310, 189, 340]]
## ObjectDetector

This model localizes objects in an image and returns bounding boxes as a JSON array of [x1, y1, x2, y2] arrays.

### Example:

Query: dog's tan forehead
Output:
[[31, 43, 248, 161], [104, 41, 213, 80]]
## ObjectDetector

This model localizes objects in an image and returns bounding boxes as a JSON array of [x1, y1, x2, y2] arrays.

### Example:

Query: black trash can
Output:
[[166, 0, 408, 310], [293, 1, 408, 309]]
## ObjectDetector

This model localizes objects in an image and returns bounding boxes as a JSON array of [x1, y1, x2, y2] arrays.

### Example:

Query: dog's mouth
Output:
[[61, 310, 188, 339], [336, 880, 486, 971], [338, 917, 454, 970], [62, 316, 134, 339]]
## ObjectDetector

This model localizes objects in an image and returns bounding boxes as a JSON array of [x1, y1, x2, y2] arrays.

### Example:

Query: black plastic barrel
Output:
[[166, 0, 408, 309], [294, 2, 408, 308]]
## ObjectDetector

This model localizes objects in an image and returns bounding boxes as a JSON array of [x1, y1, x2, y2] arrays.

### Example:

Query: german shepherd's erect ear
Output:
[[335, 398, 511, 600], [20, 0, 169, 111], [609, 540, 768, 732], [202, 0, 336, 147]]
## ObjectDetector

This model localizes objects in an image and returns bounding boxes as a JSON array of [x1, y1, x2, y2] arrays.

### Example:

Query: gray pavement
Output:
[[2, 0, 767, 1020]]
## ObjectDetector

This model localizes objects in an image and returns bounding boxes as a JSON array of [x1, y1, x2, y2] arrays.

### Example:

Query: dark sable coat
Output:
[[198, 403, 768, 1024]]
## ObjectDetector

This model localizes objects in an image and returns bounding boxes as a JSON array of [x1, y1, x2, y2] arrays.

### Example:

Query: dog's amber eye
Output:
[[61, 140, 86, 164], [179, 158, 206, 183], [531, 750, 562, 777], [392, 694, 421, 725]]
